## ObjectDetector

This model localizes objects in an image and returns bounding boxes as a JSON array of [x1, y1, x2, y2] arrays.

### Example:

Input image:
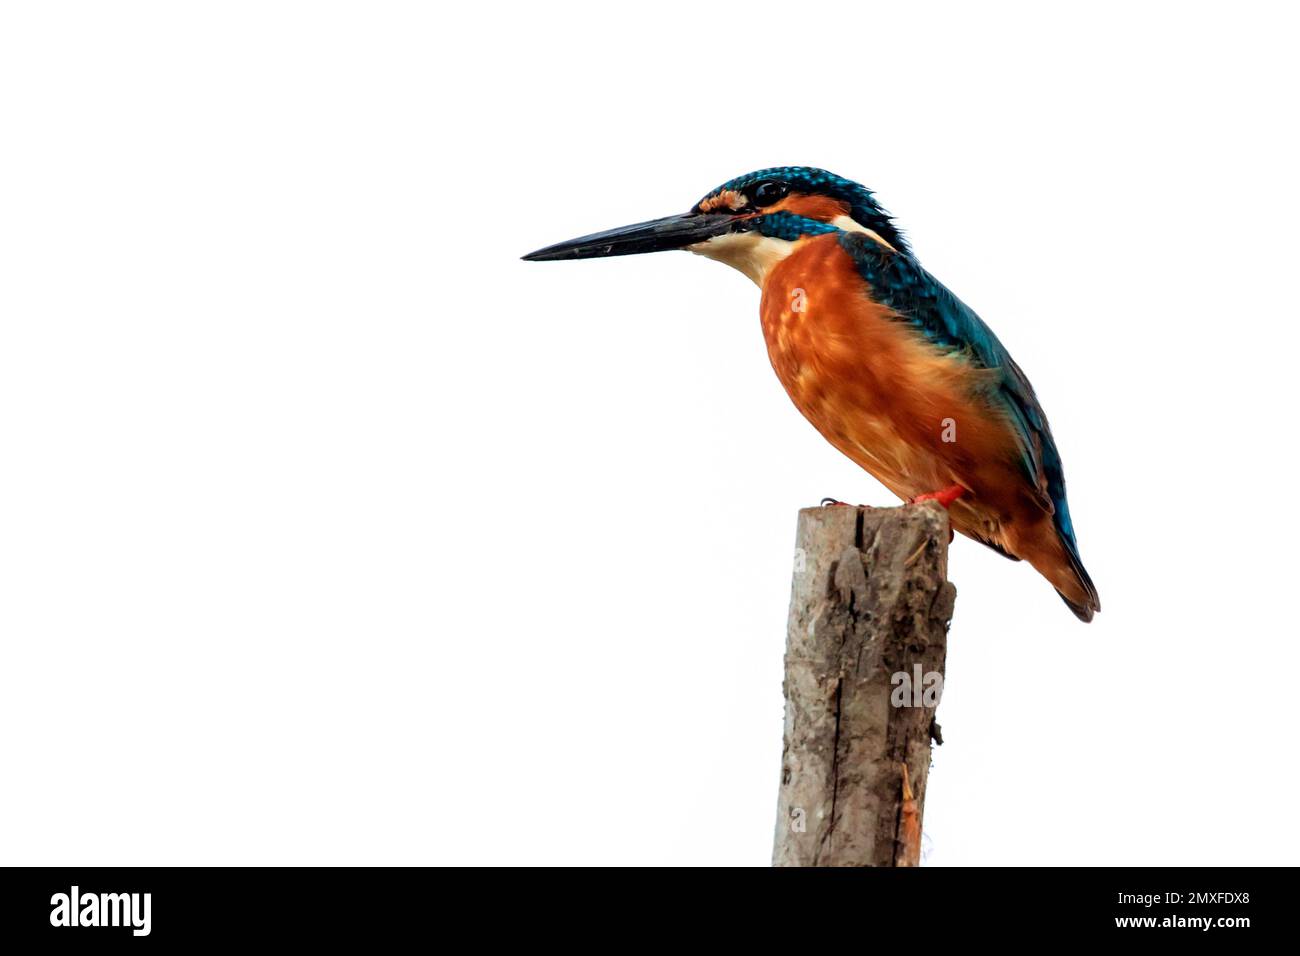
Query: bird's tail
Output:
[[1039, 461, 1100, 622], [1012, 513, 1100, 622], [1054, 558, 1100, 622], [1046, 522, 1100, 623]]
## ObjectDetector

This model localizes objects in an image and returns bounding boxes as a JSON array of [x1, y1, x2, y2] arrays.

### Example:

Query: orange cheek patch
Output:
[[768, 193, 852, 222]]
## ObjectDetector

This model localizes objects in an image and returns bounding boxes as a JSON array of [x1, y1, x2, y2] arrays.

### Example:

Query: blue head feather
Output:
[[698, 166, 911, 255]]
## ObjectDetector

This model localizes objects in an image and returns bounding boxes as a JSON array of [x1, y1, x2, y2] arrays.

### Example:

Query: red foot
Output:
[[910, 484, 966, 509]]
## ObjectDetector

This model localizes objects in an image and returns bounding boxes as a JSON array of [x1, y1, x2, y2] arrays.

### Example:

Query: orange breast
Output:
[[758, 233, 1028, 533]]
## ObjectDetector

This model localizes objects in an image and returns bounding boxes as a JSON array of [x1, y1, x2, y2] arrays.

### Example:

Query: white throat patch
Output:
[[686, 232, 798, 286]]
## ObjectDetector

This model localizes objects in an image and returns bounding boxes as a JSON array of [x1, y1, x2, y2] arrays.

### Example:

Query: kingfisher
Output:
[[523, 167, 1100, 621]]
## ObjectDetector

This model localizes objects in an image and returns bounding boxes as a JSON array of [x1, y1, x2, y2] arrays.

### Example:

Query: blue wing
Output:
[[837, 232, 1091, 591]]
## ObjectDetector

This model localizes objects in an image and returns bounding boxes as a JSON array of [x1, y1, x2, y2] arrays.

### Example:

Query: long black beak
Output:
[[521, 212, 741, 261]]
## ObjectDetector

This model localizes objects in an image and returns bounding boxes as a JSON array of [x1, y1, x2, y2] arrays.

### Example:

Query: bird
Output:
[[522, 167, 1099, 621]]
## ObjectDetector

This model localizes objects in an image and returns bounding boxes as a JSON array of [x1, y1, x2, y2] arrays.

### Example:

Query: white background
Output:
[[2, 2, 1297, 866]]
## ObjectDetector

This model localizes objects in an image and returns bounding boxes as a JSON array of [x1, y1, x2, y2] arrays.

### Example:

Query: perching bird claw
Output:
[[910, 484, 967, 509]]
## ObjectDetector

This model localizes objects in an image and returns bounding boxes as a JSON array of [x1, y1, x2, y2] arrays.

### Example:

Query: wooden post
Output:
[[772, 503, 957, 867]]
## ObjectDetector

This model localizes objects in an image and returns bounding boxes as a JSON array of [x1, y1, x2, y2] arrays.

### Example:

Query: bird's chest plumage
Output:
[[758, 234, 986, 497]]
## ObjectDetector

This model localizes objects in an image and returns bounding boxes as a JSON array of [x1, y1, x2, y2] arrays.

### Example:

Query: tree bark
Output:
[[772, 503, 956, 867]]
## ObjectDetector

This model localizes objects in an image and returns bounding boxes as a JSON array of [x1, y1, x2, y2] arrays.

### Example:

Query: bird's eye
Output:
[[752, 181, 787, 206]]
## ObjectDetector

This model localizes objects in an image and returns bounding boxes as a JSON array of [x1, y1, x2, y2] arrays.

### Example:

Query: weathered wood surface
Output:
[[772, 504, 956, 867]]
